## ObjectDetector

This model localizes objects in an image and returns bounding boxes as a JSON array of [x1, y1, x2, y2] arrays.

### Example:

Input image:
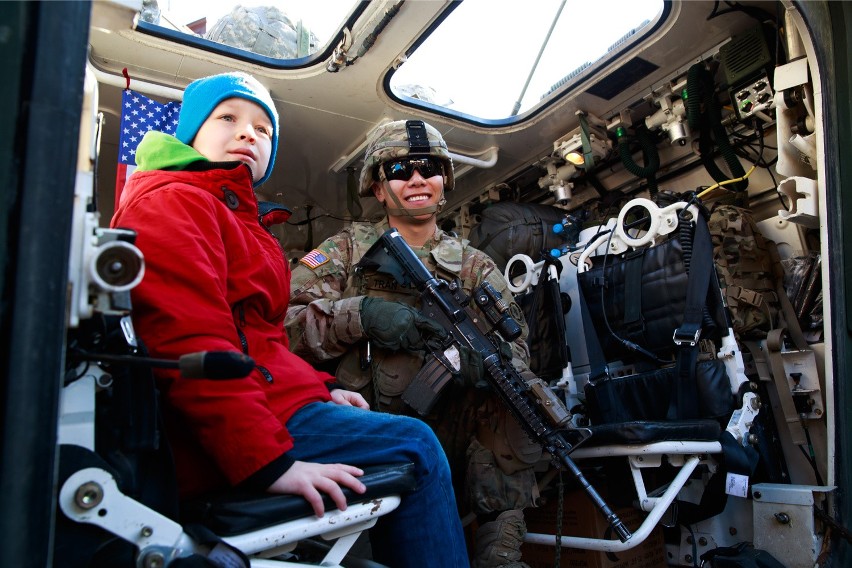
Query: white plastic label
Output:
[[725, 472, 749, 498], [445, 345, 461, 372]]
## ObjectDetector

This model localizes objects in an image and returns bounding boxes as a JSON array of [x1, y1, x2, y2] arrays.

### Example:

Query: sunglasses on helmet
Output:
[[381, 157, 444, 182]]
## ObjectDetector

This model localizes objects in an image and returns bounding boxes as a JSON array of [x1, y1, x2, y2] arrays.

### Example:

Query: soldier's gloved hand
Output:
[[455, 340, 515, 389], [455, 345, 488, 389], [360, 297, 446, 352]]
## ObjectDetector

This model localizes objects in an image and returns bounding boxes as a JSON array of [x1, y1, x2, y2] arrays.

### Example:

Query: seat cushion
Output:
[[181, 462, 416, 536], [588, 419, 722, 445]]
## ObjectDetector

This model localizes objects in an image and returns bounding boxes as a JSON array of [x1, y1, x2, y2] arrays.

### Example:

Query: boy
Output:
[[111, 73, 468, 567]]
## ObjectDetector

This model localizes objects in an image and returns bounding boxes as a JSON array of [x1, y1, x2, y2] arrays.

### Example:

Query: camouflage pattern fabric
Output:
[[472, 509, 530, 568], [358, 120, 455, 195], [709, 205, 783, 339], [206, 5, 318, 59], [286, 219, 540, 517]]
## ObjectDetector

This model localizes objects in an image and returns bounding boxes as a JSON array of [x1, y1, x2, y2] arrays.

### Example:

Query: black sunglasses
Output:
[[381, 157, 443, 182]]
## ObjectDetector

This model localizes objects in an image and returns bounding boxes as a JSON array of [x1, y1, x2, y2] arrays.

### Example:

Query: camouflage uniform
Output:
[[287, 219, 541, 565]]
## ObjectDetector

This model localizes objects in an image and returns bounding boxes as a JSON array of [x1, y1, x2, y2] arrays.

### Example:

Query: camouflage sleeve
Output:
[[463, 249, 531, 371], [286, 234, 367, 363]]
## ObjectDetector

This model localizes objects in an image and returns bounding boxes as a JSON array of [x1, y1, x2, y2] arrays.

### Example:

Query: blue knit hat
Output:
[[176, 72, 279, 186]]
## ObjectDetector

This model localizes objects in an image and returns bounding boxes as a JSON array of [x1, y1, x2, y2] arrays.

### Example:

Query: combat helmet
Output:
[[359, 120, 455, 197]]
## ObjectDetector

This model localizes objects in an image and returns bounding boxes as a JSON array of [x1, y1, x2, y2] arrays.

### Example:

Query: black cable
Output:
[[687, 63, 749, 196], [800, 424, 825, 486], [728, 122, 788, 211], [798, 445, 824, 486], [65, 359, 91, 385], [597, 227, 665, 365]]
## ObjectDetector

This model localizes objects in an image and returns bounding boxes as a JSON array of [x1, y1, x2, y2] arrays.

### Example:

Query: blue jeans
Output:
[[285, 401, 469, 568]]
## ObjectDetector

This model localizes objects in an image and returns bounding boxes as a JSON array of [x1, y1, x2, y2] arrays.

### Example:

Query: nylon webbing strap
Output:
[[579, 113, 595, 172], [576, 279, 619, 422], [623, 251, 644, 328], [672, 216, 714, 419], [577, 279, 608, 383], [767, 240, 809, 350], [346, 167, 363, 219], [765, 329, 808, 445], [675, 217, 713, 346]]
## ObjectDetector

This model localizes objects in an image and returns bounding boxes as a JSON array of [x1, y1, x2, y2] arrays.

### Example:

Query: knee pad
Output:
[[466, 439, 540, 515]]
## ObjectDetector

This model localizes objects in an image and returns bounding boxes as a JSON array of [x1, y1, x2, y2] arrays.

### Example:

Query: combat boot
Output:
[[472, 509, 530, 568]]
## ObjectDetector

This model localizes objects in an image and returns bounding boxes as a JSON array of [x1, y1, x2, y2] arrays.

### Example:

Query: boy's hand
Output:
[[330, 389, 370, 409], [267, 461, 366, 517]]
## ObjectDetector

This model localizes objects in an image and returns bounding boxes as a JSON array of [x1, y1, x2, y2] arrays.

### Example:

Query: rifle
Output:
[[360, 228, 632, 542]]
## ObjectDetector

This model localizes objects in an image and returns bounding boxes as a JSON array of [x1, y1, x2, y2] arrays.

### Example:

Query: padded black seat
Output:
[[587, 419, 722, 445], [181, 463, 417, 536]]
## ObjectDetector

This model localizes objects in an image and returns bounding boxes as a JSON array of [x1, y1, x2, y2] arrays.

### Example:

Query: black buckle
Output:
[[405, 120, 430, 154], [673, 324, 701, 347]]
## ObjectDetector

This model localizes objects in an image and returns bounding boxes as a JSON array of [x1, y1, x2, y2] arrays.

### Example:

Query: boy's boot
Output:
[[472, 509, 530, 568]]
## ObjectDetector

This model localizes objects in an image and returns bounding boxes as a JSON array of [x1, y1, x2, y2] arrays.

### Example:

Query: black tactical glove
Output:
[[360, 297, 446, 352], [456, 345, 487, 389], [455, 341, 513, 389]]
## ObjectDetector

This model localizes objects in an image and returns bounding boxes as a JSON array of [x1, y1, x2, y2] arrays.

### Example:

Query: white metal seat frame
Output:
[[57, 365, 403, 568]]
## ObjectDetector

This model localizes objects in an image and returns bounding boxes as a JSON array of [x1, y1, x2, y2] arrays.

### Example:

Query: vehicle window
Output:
[[139, 0, 358, 62], [389, 0, 666, 123]]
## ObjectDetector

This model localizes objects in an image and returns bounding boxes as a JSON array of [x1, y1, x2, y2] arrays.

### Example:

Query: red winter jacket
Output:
[[111, 145, 333, 498]]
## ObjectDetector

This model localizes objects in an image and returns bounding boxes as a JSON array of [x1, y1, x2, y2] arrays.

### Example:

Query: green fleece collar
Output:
[[135, 131, 208, 172]]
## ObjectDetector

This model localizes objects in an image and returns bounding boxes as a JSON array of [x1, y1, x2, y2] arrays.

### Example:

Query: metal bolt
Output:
[[699, 537, 708, 546], [75, 482, 104, 510], [143, 551, 165, 568], [108, 260, 124, 275], [686, 536, 694, 545], [141, 526, 153, 538], [95, 373, 113, 388], [775, 512, 791, 524], [729, 527, 738, 536], [754, 491, 762, 499], [685, 555, 693, 563]]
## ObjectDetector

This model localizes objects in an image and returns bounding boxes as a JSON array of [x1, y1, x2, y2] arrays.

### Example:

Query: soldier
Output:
[[286, 119, 541, 567]]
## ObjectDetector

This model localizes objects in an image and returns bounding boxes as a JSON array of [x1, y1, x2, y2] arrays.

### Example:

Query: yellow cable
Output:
[[697, 164, 757, 199]]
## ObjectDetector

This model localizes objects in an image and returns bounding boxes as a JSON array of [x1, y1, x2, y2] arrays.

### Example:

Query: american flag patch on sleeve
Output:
[[300, 249, 330, 269]]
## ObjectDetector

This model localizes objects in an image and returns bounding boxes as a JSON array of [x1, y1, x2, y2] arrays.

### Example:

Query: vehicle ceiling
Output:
[[88, 0, 771, 254]]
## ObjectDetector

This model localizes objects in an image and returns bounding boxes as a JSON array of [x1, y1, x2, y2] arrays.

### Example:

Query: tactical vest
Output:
[[335, 222, 474, 412]]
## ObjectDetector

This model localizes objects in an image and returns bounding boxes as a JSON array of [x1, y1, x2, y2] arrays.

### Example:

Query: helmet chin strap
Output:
[[379, 177, 446, 219]]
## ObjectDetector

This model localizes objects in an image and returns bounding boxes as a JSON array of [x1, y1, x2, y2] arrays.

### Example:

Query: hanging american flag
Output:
[[115, 89, 181, 207]]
